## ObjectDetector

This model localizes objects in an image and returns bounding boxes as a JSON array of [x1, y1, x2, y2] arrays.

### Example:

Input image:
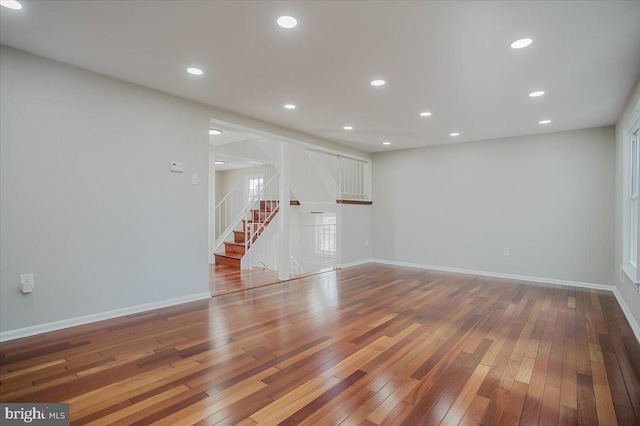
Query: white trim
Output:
[[339, 258, 375, 269], [622, 262, 640, 284], [371, 259, 614, 290], [0, 292, 212, 342], [622, 108, 640, 285], [613, 287, 640, 343], [209, 151, 216, 264]]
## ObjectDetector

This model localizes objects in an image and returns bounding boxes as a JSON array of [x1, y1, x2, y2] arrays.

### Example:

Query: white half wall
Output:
[[260, 140, 335, 206], [372, 127, 615, 286], [0, 46, 211, 333]]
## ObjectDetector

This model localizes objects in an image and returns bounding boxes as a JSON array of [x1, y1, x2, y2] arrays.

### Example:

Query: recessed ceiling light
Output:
[[419, 112, 432, 117], [344, 126, 353, 130], [449, 133, 460, 137], [382, 141, 391, 145], [538, 120, 552, 124], [370, 79, 386, 87], [284, 104, 296, 110], [0, 1, 22, 10], [529, 91, 545, 97], [214, 161, 225, 165], [511, 38, 533, 49], [187, 67, 203, 76], [209, 129, 223, 135], [277, 16, 297, 29]]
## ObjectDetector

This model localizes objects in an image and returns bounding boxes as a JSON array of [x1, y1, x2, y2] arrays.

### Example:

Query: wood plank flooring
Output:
[[2, 264, 639, 425], [210, 264, 281, 296]]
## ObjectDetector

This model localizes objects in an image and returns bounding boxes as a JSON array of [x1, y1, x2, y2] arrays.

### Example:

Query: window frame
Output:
[[247, 176, 264, 200], [622, 110, 640, 284], [317, 216, 337, 256], [630, 128, 638, 267]]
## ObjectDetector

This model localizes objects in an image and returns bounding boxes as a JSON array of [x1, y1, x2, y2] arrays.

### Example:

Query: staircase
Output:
[[214, 200, 279, 268]]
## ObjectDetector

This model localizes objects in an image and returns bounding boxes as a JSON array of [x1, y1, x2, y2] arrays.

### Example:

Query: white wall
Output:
[[372, 127, 615, 285], [0, 46, 213, 333], [214, 165, 278, 211], [218, 166, 269, 200], [615, 77, 640, 327], [215, 171, 225, 207], [339, 205, 372, 266]]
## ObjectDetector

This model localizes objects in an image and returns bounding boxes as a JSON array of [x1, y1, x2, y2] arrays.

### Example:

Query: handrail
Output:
[[214, 166, 277, 252], [214, 203, 252, 253], [214, 177, 244, 212], [243, 173, 280, 255]]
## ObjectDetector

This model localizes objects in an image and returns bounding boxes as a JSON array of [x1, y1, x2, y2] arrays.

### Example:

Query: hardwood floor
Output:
[[210, 264, 282, 296], [1, 264, 639, 425]]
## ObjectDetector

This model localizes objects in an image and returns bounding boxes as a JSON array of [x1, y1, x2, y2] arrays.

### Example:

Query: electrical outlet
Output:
[[503, 248, 510, 257], [20, 273, 34, 294]]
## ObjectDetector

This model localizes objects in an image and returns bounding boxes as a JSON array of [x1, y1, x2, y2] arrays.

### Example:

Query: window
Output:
[[248, 177, 263, 200], [629, 127, 639, 268], [318, 216, 337, 254], [623, 110, 640, 284]]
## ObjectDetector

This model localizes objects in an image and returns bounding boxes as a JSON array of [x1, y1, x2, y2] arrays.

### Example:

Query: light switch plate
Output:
[[192, 173, 199, 185], [20, 273, 34, 293]]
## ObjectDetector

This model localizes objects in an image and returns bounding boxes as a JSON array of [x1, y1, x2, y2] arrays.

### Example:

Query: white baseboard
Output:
[[343, 259, 640, 344], [371, 259, 615, 291], [0, 292, 212, 342], [339, 258, 375, 269], [612, 287, 640, 344]]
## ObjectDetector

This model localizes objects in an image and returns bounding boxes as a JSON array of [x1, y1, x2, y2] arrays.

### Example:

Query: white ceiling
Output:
[[2, 1, 639, 153]]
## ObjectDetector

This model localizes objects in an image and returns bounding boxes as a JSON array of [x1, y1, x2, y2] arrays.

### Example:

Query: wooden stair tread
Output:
[[222, 205, 280, 268], [214, 252, 243, 260], [224, 241, 245, 247]]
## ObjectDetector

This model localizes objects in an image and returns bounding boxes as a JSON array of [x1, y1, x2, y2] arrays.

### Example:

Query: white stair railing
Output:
[[290, 255, 304, 276], [214, 165, 277, 251], [214, 178, 248, 251], [243, 173, 280, 255], [289, 222, 340, 277], [337, 156, 371, 201]]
